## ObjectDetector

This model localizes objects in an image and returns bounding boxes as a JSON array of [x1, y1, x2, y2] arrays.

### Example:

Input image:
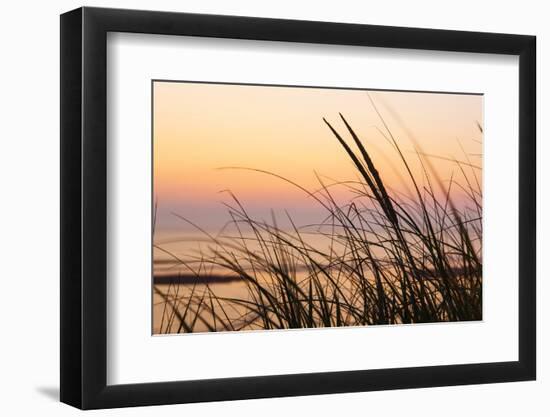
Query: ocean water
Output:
[[152, 228, 353, 333], [152, 225, 482, 333]]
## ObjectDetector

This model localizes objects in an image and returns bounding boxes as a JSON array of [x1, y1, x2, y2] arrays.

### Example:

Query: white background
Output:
[[108, 34, 518, 384], [0, 0, 546, 415]]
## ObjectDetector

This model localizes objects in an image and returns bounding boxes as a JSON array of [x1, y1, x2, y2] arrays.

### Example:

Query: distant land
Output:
[[153, 274, 242, 285]]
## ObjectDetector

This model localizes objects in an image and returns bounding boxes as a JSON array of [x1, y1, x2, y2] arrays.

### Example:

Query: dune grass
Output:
[[154, 100, 482, 333]]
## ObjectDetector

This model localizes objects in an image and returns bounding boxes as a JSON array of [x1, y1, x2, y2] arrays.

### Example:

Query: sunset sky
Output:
[[153, 81, 482, 237]]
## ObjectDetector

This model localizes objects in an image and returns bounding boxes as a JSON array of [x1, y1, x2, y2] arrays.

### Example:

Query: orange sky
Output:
[[153, 81, 482, 234]]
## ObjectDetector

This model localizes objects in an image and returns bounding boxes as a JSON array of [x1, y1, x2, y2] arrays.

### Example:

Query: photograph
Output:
[[152, 81, 483, 334]]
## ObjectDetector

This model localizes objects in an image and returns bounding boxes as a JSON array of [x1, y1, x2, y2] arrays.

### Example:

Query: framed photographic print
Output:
[[60, 6, 536, 409]]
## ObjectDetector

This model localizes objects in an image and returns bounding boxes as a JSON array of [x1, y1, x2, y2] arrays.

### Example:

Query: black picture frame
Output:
[[60, 6, 536, 410]]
